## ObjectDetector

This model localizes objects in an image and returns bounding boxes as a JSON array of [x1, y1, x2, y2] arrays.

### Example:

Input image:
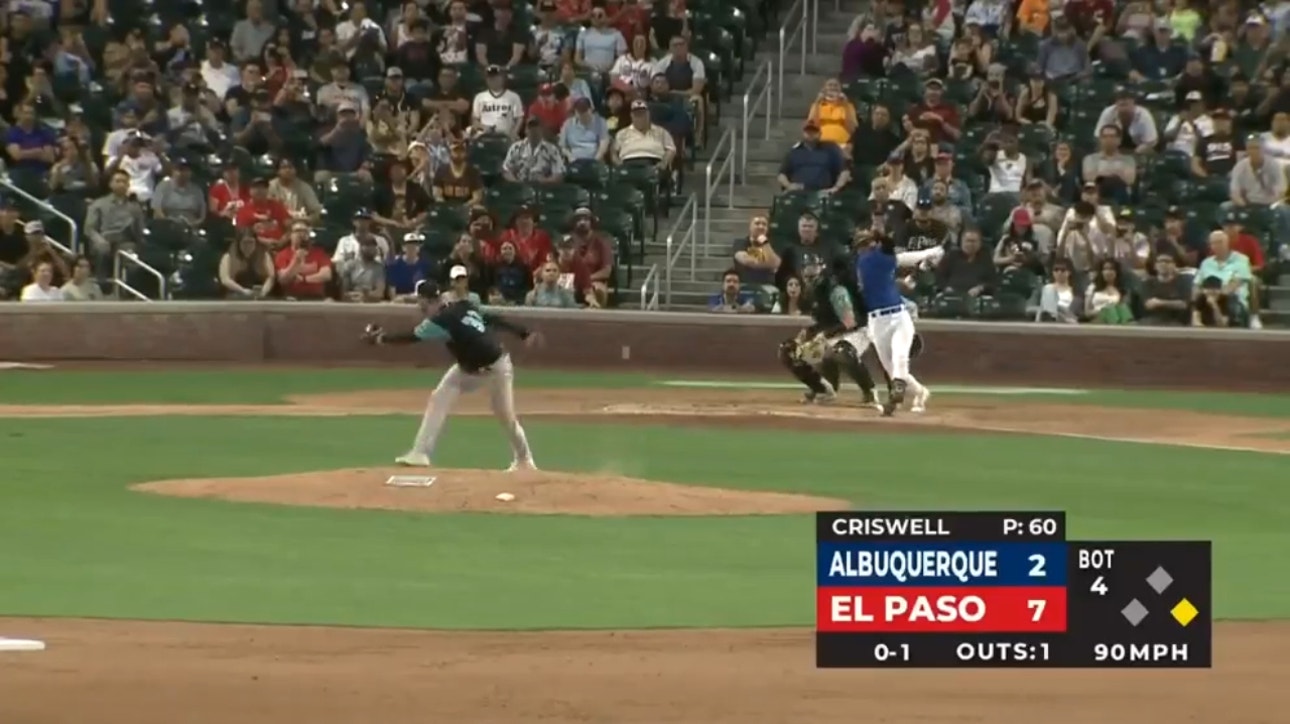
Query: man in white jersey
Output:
[[471, 65, 524, 138]]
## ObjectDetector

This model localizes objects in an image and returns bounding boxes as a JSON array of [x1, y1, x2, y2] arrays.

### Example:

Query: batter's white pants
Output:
[[867, 306, 927, 398], [409, 354, 533, 463]]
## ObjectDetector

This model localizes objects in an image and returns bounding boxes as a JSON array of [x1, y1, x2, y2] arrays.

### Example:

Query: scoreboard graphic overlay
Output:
[[816, 512, 1211, 668]]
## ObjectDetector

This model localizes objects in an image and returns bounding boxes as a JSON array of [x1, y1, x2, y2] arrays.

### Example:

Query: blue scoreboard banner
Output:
[[815, 511, 1212, 668]]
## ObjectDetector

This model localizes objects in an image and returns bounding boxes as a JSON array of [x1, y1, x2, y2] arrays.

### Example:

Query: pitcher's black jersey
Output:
[[414, 301, 528, 372]]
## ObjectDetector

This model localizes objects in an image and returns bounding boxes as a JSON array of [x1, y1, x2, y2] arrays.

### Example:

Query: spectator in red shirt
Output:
[[904, 78, 962, 145], [555, 0, 591, 24], [527, 84, 568, 137], [208, 161, 251, 220], [235, 177, 291, 246], [606, 0, 647, 44], [556, 206, 614, 307], [1064, 0, 1115, 40], [274, 221, 335, 300], [496, 205, 554, 271]]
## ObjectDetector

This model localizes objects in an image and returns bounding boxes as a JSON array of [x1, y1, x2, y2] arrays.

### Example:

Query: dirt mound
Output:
[[133, 468, 848, 516]]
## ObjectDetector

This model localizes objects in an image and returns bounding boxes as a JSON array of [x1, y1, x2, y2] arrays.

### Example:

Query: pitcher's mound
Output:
[[134, 468, 848, 516]]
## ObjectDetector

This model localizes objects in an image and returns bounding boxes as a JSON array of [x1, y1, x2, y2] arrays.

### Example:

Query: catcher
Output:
[[777, 254, 888, 407]]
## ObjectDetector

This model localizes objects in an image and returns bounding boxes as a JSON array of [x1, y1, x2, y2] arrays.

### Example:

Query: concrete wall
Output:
[[3, 303, 1289, 390]]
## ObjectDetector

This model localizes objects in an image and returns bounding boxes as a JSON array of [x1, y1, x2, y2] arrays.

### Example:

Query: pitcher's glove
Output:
[[361, 323, 385, 345], [796, 333, 830, 366]]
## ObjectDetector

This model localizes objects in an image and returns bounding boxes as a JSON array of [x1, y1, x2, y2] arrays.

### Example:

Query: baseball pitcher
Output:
[[360, 279, 541, 471]]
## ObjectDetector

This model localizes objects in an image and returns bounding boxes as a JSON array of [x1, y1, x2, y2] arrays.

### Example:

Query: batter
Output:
[[360, 280, 541, 471]]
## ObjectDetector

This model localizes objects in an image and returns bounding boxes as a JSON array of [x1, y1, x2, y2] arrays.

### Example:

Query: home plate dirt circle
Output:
[[133, 468, 849, 516]]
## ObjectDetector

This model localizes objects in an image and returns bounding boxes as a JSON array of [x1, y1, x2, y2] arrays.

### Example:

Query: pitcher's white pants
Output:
[[409, 354, 533, 463]]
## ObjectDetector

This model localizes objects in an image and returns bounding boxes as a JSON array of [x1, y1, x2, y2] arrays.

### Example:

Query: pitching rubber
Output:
[[0, 637, 46, 652]]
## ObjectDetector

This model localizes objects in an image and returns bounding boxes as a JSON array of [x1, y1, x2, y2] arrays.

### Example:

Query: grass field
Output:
[[1, 368, 1289, 628]]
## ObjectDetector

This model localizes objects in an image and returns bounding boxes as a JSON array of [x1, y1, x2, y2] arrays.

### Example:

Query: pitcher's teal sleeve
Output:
[[414, 320, 450, 341]]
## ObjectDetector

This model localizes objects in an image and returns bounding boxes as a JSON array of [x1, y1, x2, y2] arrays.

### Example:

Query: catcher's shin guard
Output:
[[833, 341, 877, 395], [778, 339, 832, 395], [819, 356, 842, 392]]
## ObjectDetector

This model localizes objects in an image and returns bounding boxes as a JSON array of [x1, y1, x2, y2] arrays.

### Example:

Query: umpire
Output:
[[777, 252, 888, 405]]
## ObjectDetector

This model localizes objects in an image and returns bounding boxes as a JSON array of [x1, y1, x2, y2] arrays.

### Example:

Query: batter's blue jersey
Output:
[[855, 247, 903, 312]]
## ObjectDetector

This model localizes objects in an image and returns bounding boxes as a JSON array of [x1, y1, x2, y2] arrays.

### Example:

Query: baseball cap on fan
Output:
[[449, 265, 469, 280]]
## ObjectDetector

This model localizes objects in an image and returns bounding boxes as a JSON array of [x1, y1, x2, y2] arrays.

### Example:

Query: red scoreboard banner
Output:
[[815, 511, 1212, 668]]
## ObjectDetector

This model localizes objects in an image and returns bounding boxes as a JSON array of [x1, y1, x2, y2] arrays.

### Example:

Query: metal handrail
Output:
[[813, 0, 824, 55], [40, 236, 73, 256], [663, 193, 698, 308], [776, 0, 811, 118], [740, 59, 774, 183], [0, 176, 80, 254], [113, 249, 166, 301], [638, 263, 659, 310], [702, 128, 736, 259]]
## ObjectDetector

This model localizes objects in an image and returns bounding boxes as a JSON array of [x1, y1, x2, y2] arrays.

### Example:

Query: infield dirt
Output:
[[1, 385, 1286, 722]]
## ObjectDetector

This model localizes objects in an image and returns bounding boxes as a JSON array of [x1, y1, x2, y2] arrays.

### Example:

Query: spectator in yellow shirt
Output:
[[806, 78, 859, 150]]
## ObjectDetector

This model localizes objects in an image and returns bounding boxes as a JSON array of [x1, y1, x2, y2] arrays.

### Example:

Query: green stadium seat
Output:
[[486, 182, 539, 209], [469, 134, 512, 179], [536, 183, 591, 214], [424, 204, 469, 233], [929, 292, 970, 319], [977, 193, 1016, 237], [318, 174, 375, 221], [144, 218, 201, 253], [567, 159, 611, 189]]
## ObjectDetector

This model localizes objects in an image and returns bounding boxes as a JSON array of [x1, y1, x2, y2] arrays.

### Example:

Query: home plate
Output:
[[0, 638, 46, 652], [385, 475, 436, 488]]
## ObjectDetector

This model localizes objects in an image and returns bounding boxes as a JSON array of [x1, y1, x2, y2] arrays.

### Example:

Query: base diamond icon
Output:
[[1146, 566, 1174, 594], [1171, 599, 1199, 626], [1122, 599, 1149, 626]]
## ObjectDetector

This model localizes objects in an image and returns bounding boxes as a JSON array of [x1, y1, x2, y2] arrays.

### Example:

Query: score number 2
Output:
[[1028, 553, 1046, 578]]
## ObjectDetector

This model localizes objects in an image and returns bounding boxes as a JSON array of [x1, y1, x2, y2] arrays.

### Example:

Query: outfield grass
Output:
[[0, 407, 1287, 627]]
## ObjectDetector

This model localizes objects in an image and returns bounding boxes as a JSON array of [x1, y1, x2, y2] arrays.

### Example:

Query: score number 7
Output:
[[1027, 554, 1048, 622]]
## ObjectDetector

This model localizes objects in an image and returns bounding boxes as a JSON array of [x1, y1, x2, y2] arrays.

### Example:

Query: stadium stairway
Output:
[[640, 0, 868, 310]]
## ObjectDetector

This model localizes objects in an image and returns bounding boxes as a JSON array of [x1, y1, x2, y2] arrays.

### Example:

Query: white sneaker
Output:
[[910, 388, 931, 414], [1251, 315, 1264, 330], [395, 451, 432, 467], [507, 459, 538, 472]]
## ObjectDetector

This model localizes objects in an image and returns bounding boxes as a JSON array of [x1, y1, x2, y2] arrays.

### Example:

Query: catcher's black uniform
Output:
[[777, 258, 886, 401]]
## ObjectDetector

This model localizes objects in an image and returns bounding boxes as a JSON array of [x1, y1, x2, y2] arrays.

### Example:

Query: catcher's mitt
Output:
[[795, 333, 830, 366]]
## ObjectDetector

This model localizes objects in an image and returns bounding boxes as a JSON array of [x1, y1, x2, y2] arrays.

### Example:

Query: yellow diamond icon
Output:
[[1171, 599, 1199, 627]]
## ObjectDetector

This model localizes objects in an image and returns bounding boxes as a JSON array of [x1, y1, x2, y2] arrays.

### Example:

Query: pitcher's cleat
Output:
[[506, 459, 538, 473], [395, 451, 432, 467]]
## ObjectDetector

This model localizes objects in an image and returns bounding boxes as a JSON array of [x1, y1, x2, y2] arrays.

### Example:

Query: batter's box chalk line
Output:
[[385, 476, 437, 487]]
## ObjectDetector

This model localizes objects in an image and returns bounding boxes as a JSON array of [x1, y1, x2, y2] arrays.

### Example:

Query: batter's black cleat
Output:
[[882, 380, 907, 417]]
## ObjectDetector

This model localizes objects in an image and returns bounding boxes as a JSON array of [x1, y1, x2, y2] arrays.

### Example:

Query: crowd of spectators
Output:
[[730, 0, 1288, 328], [0, 0, 721, 305]]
